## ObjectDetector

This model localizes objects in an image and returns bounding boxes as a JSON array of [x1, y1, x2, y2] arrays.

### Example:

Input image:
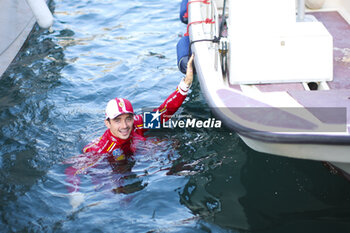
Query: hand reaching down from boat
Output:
[[184, 54, 194, 86]]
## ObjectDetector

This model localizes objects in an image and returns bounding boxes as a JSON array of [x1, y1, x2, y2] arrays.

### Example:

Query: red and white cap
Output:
[[105, 98, 134, 119]]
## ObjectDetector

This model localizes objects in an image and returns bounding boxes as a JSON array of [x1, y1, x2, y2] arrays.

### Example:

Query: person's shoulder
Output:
[[82, 130, 109, 153], [83, 140, 100, 153], [133, 114, 144, 128]]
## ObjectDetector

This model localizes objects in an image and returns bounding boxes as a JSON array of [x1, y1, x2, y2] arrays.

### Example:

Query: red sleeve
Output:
[[135, 78, 190, 134], [82, 137, 102, 153], [65, 166, 80, 193], [82, 130, 109, 154], [154, 88, 186, 123], [154, 78, 191, 122], [133, 114, 145, 136], [64, 152, 105, 193]]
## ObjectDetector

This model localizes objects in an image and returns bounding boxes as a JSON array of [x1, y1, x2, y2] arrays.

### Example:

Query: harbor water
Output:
[[1, 0, 350, 232]]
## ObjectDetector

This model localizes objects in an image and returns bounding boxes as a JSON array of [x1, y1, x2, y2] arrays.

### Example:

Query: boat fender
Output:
[[25, 0, 54, 29], [180, 0, 189, 24], [176, 36, 194, 74]]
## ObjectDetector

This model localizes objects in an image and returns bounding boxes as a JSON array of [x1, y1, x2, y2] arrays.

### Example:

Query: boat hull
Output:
[[240, 134, 350, 172], [0, 0, 52, 77], [187, 0, 350, 178], [212, 100, 350, 177]]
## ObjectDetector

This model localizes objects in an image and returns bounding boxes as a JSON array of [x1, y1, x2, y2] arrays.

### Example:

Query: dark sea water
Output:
[[1, 0, 350, 232]]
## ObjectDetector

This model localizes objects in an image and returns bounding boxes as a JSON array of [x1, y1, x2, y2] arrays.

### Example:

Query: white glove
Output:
[[69, 192, 85, 210]]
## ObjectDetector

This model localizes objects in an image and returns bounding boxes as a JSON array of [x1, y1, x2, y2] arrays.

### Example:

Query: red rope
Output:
[[183, 0, 211, 19], [184, 18, 215, 36]]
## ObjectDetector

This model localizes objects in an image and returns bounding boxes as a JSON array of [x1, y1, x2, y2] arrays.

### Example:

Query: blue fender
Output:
[[180, 0, 188, 24], [177, 36, 191, 74]]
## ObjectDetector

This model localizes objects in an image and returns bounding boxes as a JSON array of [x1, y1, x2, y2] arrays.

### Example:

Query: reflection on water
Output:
[[0, 21, 66, 206], [178, 131, 350, 232], [1, 0, 350, 232]]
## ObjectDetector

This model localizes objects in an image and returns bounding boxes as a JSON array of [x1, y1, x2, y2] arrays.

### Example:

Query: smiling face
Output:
[[105, 113, 134, 139]]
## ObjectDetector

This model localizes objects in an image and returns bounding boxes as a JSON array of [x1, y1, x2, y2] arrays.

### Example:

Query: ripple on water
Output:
[[1, 0, 350, 232]]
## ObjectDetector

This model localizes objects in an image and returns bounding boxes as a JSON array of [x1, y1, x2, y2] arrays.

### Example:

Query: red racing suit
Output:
[[64, 79, 190, 193]]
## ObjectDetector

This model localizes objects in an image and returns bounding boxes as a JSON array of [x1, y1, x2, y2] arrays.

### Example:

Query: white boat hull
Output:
[[0, 0, 53, 77], [187, 0, 350, 179], [240, 135, 350, 175]]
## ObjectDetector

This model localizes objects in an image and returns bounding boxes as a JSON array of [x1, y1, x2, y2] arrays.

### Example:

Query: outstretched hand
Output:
[[184, 54, 194, 86]]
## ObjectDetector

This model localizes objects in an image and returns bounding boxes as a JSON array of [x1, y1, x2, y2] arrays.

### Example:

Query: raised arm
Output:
[[133, 54, 194, 134], [152, 54, 194, 120], [184, 54, 194, 86]]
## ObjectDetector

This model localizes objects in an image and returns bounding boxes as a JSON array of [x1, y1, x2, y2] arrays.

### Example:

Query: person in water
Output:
[[65, 55, 194, 207]]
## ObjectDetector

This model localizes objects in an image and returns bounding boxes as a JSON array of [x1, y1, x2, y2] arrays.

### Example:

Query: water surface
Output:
[[1, 0, 350, 232]]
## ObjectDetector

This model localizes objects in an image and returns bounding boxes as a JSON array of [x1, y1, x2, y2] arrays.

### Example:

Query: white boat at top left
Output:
[[0, 0, 53, 77]]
